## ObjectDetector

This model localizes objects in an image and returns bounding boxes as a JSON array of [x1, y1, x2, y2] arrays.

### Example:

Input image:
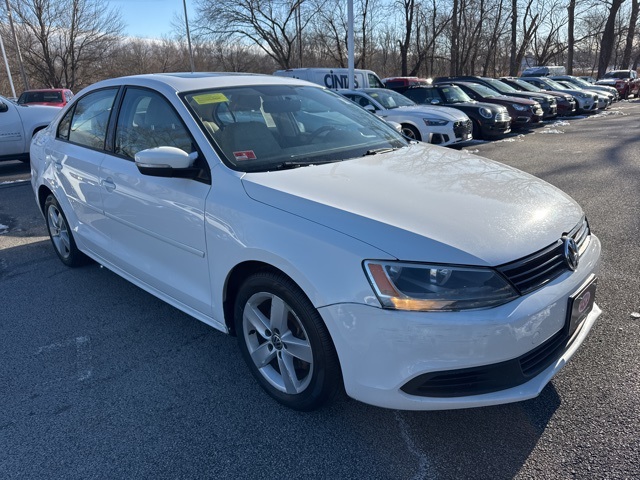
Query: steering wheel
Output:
[[309, 125, 337, 142]]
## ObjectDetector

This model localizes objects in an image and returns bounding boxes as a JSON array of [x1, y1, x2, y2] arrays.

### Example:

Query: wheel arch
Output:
[[37, 184, 54, 215], [223, 260, 303, 336], [400, 122, 422, 141]]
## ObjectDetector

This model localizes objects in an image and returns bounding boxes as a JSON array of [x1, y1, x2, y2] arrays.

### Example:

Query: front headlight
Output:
[[423, 117, 449, 126], [512, 104, 527, 111], [577, 92, 587, 98], [364, 261, 519, 311], [479, 107, 493, 119]]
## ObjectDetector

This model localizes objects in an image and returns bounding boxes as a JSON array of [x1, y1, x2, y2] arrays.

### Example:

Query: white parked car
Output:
[[30, 73, 601, 411], [0, 95, 60, 163], [338, 88, 473, 146]]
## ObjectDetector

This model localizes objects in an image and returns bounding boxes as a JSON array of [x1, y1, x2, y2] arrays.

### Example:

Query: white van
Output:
[[273, 68, 385, 89]]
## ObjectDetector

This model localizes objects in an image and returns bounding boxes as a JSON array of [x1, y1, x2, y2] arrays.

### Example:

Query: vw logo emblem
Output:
[[271, 333, 284, 351], [563, 236, 579, 271]]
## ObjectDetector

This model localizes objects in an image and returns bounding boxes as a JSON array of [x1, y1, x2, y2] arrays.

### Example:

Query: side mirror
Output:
[[364, 104, 376, 113], [0, 101, 8, 113], [430, 99, 441, 105], [135, 146, 200, 178]]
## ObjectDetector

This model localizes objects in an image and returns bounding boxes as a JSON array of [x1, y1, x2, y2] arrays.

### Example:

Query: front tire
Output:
[[472, 120, 484, 140], [44, 194, 89, 267], [234, 271, 341, 411], [401, 124, 422, 141]]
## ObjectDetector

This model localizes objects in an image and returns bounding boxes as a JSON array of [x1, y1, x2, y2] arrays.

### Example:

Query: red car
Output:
[[17, 88, 74, 107], [596, 70, 640, 99]]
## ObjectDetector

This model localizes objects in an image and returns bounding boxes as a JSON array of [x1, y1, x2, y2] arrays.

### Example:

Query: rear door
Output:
[[46, 87, 119, 257]]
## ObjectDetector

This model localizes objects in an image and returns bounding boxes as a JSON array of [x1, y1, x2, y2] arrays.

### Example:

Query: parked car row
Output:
[[375, 73, 624, 143]]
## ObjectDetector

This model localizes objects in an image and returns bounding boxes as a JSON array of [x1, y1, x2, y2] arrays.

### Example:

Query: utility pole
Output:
[[5, 0, 29, 90], [0, 29, 17, 97], [183, 0, 195, 73], [348, 0, 354, 90]]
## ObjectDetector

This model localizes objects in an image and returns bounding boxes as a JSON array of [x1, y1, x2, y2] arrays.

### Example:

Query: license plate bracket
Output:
[[566, 275, 597, 338]]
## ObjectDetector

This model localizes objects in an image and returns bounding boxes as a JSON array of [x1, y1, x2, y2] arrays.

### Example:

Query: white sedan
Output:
[[338, 88, 473, 146], [31, 73, 601, 411]]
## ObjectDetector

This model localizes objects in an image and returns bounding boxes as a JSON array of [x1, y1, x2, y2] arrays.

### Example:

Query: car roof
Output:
[[84, 72, 316, 96], [22, 88, 67, 92]]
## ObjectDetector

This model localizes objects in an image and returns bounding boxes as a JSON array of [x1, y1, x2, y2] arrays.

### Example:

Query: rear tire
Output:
[[234, 271, 341, 411], [44, 194, 89, 267]]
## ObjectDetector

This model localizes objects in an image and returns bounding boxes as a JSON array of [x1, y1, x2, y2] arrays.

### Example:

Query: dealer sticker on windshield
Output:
[[566, 275, 597, 338], [233, 150, 257, 161]]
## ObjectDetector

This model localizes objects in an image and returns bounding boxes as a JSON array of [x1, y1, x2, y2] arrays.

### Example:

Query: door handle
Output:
[[101, 178, 116, 192], [51, 156, 63, 171]]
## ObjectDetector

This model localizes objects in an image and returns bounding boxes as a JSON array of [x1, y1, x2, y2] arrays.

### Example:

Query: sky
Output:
[[107, 0, 197, 39]]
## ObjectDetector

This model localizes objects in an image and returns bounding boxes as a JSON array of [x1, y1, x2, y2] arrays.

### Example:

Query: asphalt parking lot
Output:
[[1, 101, 639, 479]]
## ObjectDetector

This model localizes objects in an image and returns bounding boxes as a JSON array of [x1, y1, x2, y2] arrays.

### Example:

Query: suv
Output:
[[550, 75, 619, 101], [499, 77, 577, 116], [433, 76, 557, 119], [519, 77, 599, 113], [439, 81, 543, 128], [383, 77, 432, 89], [596, 70, 640, 99], [339, 88, 473, 145], [17, 88, 74, 108], [400, 84, 511, 139]]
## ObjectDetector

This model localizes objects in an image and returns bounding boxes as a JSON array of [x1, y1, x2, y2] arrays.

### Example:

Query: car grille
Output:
[[496, 111, 510, 122], [454, 119, 472, 137], [496, 217, 590, 295], [400, 326, 571, 398]]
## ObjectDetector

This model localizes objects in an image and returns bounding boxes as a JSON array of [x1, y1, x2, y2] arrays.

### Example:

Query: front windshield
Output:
[[363, 89, 416, 109], [513, 79, 541, 92], [183, 85, 407, 172], [469, 84, 500, 98], [543, 79, 569, 89], [570, 77, 590, 87], [604, 71, 629, 79], [483, 77, 516, 93], [439, 85, 472, 103]]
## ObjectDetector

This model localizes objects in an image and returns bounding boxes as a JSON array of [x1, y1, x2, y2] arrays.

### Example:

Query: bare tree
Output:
[[621, 0, 639, 67], [567, 0, 576, 73], [598, 0, 626, 77], [194, 0, 317, 69], [9, 0, 124, 89]]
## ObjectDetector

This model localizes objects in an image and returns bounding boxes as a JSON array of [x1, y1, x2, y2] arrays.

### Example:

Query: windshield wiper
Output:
[[258, 159, 341, 172], [364, 147, 400, 156]]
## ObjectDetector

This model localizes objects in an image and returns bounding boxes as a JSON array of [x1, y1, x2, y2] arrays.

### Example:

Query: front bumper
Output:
[[542, 104, 558, 119], [557, 99, 577, 116], [429, 120, 473, 146], [319, 234, 601, 410], [481, 120, 511, 137], [575, 96, 597, 112]]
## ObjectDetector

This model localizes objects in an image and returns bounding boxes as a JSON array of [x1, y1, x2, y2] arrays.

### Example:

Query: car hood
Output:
[[447, 101, 506, 114], [384, 105, 469, 122], [501, 92, 550, 103], [558, 88, 593, 96], [492, 95, 537, 105], [241, 144, 583, 266]]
